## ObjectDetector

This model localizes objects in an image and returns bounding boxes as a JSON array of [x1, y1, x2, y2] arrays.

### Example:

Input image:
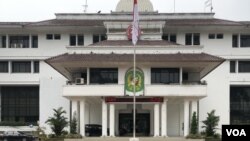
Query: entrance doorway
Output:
[[119, 113, 150, 136]]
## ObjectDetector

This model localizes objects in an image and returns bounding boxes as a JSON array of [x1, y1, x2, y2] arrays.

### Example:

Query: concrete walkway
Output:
[[65, 137, 204, 141]]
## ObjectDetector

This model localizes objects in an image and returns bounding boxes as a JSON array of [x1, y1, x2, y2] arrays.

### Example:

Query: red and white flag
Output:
[[132, 0, 139, 45]]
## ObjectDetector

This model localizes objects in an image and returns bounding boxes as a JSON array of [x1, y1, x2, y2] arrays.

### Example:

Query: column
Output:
[[191, 100, 198, 115], [80, 99, 85, 137], [179, 67, 183, 84], [154, 103, 160, 137], [102, 99, 108, 137], [161, 98, 168, 137], [109, 104, 115, 137], [184, 100, 190, 137]]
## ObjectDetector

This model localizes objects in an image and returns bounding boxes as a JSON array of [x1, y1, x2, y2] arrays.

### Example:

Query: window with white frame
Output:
[[162, 34, 177, 43], [232, 34, 250, 48], [69, 34, 84, 46], [185, 33, 200, 45], [93, 34, 107, 44]]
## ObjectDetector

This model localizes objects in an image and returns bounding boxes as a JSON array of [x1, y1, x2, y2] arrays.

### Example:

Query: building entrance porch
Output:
[[69, 97, 200, 138]]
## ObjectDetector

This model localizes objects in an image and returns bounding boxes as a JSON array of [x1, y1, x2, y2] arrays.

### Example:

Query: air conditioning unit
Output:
[[75, 78, 84, 85]]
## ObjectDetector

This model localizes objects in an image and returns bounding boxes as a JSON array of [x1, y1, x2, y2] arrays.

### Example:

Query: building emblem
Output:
[[125, 68, 144, 96]]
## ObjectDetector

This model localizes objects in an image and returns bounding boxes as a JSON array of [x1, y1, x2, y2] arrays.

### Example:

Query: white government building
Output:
[[0, 0, 250, 138]]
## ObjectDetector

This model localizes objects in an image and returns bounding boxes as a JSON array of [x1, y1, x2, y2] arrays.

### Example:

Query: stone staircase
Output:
[[65, 137, 204, 141]]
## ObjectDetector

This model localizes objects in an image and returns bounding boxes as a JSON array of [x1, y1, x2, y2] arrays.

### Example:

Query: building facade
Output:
[[0, 0, 250, 137]]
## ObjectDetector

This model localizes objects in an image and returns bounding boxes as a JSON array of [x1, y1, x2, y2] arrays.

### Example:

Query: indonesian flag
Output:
[[132, 0, 139, 45]]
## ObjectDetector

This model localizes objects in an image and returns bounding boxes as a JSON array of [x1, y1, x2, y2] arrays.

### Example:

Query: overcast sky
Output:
[[0, 0, 249, 22]]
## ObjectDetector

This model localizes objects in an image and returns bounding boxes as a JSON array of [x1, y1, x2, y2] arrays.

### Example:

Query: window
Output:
[[69, 34, 84, 46], [0, 61, 8, 73], [46, 34, 53, 40], [230, 86, 250, 124], [232, 34, 238, 48], [238, 61, 250, 73], [230, 61, 236, 73], [12, 61, 31, 73], [1, 86, 39, 123], [217, 34, 224, 39], [209, 34, 215, 39], [185, 34, 192, 45], [9, 35, 29, 48], [233, 34, 250, 48], [93, 34, 107, 43], [162, 34, 177, 43], [186, 33, 200, 45], [90, 68, 118, 84], [151, 68, 180, 84], [93, 35, 100, 43], [54, 34, 61, 40], [32, 35, 38, 48], [34, 61, 39, 73], [0, 35, 6, 48], [241, 35, 250, 47]]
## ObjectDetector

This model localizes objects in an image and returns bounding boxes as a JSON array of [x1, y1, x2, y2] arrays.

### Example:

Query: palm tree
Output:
[[46, 107, 68, 136]]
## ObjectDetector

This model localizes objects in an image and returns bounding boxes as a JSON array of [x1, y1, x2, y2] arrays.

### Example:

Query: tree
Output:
[[70, 112, 77, 134], [190, 112, 198, 135], [46, 107, 68, 136], [202, 110, 220, 137]]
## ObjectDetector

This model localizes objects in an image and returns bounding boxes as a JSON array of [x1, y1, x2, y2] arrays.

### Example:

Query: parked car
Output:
[[85, 124, 102, 136], [0, 131, 37, 141]]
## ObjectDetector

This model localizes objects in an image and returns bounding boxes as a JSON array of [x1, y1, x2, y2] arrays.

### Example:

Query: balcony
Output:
[[63, 83, 207, 98]]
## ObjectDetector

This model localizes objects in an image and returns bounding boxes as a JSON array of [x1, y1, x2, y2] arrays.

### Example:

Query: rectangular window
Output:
[[193, 33, 200, 45], [93, 35, 100, 43], [209, 34, 215, 39], [185, 33, 192, 45], [162, 34, 169, 41], [232, 34, 238, 48], [230, 86, 250, 124], [217, 34, 224, 39], [54, 34, 61, 40], [46, 34, 53, 40], [9, 35, 29, 48], [32, 35, 38, 48], [12, 61, 31, 73], [0, 61, 8, 73], [238, 61, 250, 73], [230, 61, 236, 73], [70, 35, 76, 46], [151, 68, 180, 84], [0, 35, 6, 48], [90, 68, 118, 84], [77, 35, 84, 46], [240, 35, 250, 47], [170, 34, 177, 43], [34, 61, 39, 73], [1, 86, 39, 123]]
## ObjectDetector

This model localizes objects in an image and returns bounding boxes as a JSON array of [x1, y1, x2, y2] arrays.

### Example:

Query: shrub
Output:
[[190, 112, 198, 135], [70, 112, 77, 134], [202, 110, 220, 137], [46, 107, 68, 137]]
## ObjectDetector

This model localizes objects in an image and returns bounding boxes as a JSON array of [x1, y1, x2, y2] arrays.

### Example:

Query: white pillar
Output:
[[161, 98, 168, 137], [180, 67, 183, 84], [109, 104, 115, 137], [102, 99, 108, 137], [154, 103, 160, 137], [191, 100, 198, 115], [80, 99, 85, 137], [184, 100, 190, 137]]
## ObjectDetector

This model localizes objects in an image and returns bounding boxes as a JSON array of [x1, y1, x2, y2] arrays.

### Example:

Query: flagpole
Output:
[[133, 45, 136, 138]]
